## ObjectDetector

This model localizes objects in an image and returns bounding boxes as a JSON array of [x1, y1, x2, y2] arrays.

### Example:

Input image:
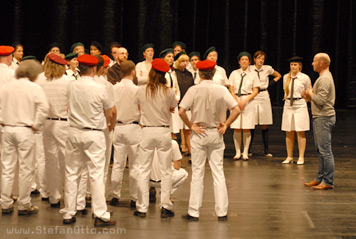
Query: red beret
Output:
[[151, 58, 170, 73], [101, 55, 111, 67], [77, 54, 99, 66], [0, 46, 15, 56], [48, 53, 67, 65], [196, 60, 216, 71]]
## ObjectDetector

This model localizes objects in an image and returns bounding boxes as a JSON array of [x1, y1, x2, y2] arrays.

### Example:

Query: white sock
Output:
[[233, 131, 241, 157], [243, 131, 251, 157]]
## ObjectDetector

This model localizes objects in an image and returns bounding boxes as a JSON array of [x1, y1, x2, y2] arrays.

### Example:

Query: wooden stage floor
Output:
[[1, 107, 356, 239]]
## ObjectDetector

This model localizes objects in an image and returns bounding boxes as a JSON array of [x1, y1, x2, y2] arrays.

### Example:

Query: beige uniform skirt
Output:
[[281, 99, 310, 132], [231, 95, 256, 129], [254, 90, 273, 125]]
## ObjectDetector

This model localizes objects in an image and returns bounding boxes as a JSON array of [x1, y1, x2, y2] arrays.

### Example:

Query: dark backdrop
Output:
[[1, 0, 355, 108]]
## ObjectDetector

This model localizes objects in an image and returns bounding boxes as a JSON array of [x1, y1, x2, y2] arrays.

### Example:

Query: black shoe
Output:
[[133, 210, 146, 218], [31, 189, 40, 195], [50, 202, 60, 208], [76, 209, 88, 215], [2, 206, 14, 214], [109, 197, 119, 206], [149, 187, 156, 203], [218, 215, 228, 221], [182, 213, 199, 221], [63, 217, 76, 225], [41, 197, 49, 201], [18, 206, 39, 215], [161, 207, 175, 218], [184, 152, 191, 157], [130, 200, 136, 209], [94, 218, 116, 227], [92, 210, 114, 219]]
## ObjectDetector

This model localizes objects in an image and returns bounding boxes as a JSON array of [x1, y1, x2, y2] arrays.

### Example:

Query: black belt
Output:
[[150, 179, 161, 183], [287, 98, 302, 100], [238, 93, 251, 96], [83, 127, 102, 131], [142, 125, 170, 128], [3, 125, 32, 128], [259, 88, 267, 92], [47, 117, 67, 121], [116, 121, 139, 125]]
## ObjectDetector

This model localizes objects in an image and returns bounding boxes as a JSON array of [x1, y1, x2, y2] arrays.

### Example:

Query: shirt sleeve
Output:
[[179, 87, 193, 110], [102, 85, 115, 110], [33, 86, 49, 129]]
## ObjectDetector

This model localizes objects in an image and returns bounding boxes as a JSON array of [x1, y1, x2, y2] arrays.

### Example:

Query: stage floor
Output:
[[1, 107, 356, 239]]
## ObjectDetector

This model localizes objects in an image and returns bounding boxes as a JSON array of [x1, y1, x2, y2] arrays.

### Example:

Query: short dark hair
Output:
[[120, 60, 135, 76], [79, 64, 94, 75], [198, 69, 216, 80], [110, 42, 122, 50]]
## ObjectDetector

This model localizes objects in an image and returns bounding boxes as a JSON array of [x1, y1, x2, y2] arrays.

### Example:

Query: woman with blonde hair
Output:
[[37, 54, 71, 208], [174, 52, 194, 156], [281, 56, 311, 165], [134, 58, 177, 218]]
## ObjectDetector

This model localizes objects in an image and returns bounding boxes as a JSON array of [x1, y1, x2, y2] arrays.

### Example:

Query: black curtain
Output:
[[1, 0, 355, 108]]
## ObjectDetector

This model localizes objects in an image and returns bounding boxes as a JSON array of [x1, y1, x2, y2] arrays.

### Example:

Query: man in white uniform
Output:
[[110, 60, 141, 208], [60, 54, 116, 227], [179, 60, 240, 221], [1, 59, 49, 215]]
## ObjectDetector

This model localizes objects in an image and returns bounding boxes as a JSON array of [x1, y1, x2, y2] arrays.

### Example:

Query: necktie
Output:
[[193, 72, 197, 80], [237, 72, 246, 97], [168, 72, 173, 87], [290, 77, 297, 106], [255, 69, 260, 79]]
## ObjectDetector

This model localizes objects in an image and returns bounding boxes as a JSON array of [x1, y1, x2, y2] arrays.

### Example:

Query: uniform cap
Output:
[[159, 48, 174, 58], [196, 60, 216, 71], [65, 52, 78, 61], [287, 56, 303, 63], [142, 43, 154, 53], [90, 41, 103, 53], [203, 46, 217, 59], [70, 42, 84, 53], [0, 46, 15, 56], [174, 51, 188, 61], [237, 51, 251, 62], [188, 51, 201, 59], [48, 53, 67, 65], [151, 58, 170, 73], [21, 55, 37, 62], [77, 54, 99, 66], [172, 41, 186, 50], [101, 55, 111, 67], [47, 42, 61, 52]]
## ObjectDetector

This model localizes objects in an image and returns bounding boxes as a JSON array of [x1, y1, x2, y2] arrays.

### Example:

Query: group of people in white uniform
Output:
[[0, 40, 336, 226]]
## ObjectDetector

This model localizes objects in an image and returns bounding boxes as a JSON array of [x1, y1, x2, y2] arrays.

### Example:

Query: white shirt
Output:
[[37, 75, 71, 118], [0, 63, 15, 89], [66, 68, 80, 81], [229, 67, 260, 95], [165, 69, 180, 101], [9, 58, 20, 70], [113, 78, 140, 124], [135, 85, 176, 126], [94, 75, 114, 101], [179, 80, 237, 128], [136, 61, 151, 86], [0, 78, 49, 129], [250, 65, 274, 89], [213, 65, 229, 86], [283, 72, 311, 98], [187, 67, 201, 85], [68, 76, 114, 130]]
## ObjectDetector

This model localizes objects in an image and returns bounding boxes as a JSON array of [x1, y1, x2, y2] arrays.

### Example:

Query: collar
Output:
[[120, 78, 134, 85]]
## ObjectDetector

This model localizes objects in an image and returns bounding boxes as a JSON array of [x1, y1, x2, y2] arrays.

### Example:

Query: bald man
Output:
[[303, 53, 336, 190]]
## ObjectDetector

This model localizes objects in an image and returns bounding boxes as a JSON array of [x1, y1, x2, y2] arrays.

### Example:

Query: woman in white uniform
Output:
[[229, 52, 260, 160], [134, 58, 177, 218], [204, 46, 229, 86], [136, 43, 154, 85], [281, 56, 310, 165], [10, 42, 23, 70], [249, 51, 281, 157], [65, 53, 80, 81]]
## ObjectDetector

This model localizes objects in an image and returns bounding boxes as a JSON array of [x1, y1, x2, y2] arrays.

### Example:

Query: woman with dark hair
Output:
[[229, 52, 260, 161], [174, 52, 194, 156], [65, 53, 80, 81], [249, 51, 281, 157], [90, 41, 103, 56], [134, 58, 177, 218], [10, 42, 23, 70], [281, 57, 311, 165], [136, 43, 154, 85]]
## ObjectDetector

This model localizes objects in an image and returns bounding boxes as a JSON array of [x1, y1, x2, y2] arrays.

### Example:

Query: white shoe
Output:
[[297, 158, 304, 165], [265, 153, 273, 157], [282, 157, 293, 164], [233, 152, 241, 160], [242, 154, 249, 161]]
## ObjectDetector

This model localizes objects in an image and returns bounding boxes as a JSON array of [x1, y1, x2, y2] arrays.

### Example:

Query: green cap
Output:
[[20, 55, 37, 62], [159, 48, 174, 58], [142, 43, 154, 53], [174, 51, 187, 61], [65, 52, 79, 61], [188, 52, 201, 59], [70, 42, 84, 53], [237, 51, 251, 62], [203, 46, 216, 59], [172, 41, 186, 50]]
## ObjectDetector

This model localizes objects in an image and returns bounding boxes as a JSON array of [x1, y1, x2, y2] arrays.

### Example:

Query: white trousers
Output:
[[136, 127, 173, 213], [188, 129, 228, 217], [111, 124, 141, 201], [0, 126, 35, 210], [43, 120, 67, 204], [149, 167, 188, 195], [60, 128, 110, 221]]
